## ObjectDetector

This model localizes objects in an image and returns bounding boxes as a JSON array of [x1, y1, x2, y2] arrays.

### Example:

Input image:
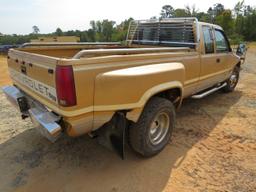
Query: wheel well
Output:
[[236, 62, 241, 69], [126, 87, 182, 123], [154, 88, 182, 107]]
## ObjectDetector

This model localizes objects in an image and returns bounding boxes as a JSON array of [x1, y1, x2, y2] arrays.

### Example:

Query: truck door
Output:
[[199, 25, 229, 91], [213, 28, 233, 80]]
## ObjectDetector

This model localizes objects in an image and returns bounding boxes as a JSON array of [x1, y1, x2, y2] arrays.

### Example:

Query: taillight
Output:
[[55, 65, 77, 107]]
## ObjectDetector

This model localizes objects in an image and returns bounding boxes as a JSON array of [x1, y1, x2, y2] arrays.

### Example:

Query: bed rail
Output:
[[72, 47, 190, 59], [21, 42, 121, 48]]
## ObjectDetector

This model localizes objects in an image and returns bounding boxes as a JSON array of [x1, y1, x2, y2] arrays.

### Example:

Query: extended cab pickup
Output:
[[3, 18, 241, 158]]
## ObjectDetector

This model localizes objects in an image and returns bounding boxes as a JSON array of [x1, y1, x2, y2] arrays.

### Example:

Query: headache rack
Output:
[[126, 17, 200, 48]]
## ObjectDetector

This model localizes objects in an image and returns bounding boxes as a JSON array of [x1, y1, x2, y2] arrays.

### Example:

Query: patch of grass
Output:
[[0, 55, 11, 86], [248, 42, 256, 48]]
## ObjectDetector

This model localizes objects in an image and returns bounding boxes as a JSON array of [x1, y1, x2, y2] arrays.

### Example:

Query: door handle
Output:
[[216, 58, 220, 63]]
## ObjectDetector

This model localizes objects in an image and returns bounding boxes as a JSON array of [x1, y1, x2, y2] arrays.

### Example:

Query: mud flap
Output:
[[96, 112, 127, 159]]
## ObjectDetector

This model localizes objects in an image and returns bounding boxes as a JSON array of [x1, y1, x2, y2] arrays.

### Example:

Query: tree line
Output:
[[0, 1, 255, 45], [159, 1, 256, 44]]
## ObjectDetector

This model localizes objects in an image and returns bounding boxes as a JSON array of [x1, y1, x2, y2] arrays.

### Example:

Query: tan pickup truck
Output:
[[2, 18, 241, 158]]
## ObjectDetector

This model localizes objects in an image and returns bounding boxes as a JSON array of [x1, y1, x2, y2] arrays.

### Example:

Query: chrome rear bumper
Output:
[[2, 85, 62, 142]]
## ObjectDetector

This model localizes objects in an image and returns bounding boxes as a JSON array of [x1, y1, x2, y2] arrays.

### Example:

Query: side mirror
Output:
[[236, 43, 246, 56]]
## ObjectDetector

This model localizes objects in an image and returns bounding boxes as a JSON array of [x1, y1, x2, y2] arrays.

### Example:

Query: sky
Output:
[[0, 0, 255, 35]]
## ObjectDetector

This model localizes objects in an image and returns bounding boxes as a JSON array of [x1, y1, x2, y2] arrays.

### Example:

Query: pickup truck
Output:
[[2, 18, 241, 158]]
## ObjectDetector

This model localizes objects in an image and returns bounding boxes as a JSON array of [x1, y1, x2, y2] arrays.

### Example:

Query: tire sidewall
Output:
[[143, 105, 175, 155], [223, 66, 240, 92], [228, 67, 240, 91]]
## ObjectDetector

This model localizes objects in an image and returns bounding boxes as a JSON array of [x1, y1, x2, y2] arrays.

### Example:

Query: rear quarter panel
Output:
[[93, 63, 185, 129], [94, 63, 184, 107]]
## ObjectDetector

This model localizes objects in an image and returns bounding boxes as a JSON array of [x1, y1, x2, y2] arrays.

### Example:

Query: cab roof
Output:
[[198, 22, 223, 30]]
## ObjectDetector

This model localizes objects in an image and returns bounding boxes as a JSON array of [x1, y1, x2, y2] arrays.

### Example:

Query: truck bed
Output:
[[7, 42, 195, 119], [17, 43, 192, 59]]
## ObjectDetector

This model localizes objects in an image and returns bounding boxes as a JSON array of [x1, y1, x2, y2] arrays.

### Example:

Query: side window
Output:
[[203, 26, 214, 54], [215, 30, 229, 53]]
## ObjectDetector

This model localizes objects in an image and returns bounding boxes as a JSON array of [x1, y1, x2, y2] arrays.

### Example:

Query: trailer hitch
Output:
[[95, 112, 128, 159]]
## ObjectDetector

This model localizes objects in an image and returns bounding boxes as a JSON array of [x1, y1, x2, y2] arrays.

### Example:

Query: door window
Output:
[[215, 30, 229, 53], [203, 26, 214, 54]]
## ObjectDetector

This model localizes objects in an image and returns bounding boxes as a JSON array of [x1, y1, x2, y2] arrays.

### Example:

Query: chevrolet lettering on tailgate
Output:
[[9, 68, 57, 103]]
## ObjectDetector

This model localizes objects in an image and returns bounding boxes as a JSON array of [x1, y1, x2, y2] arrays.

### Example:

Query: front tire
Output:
[[128, 97, 175, 157], [223, 66, 240, 93]]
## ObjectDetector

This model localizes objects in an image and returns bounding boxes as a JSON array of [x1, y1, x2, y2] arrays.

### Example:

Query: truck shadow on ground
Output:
[[0, 90, 242, 192]]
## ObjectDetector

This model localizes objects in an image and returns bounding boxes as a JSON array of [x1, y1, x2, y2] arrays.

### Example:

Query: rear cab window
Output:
[[127, 20, 196, 48]]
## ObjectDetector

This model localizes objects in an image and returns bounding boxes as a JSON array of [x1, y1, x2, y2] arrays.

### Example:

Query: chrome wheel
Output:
[[229, 71, 238, 88], [223, 66, 240, 93], [129, 97, 175, 157], [149, 112, 170, 145]]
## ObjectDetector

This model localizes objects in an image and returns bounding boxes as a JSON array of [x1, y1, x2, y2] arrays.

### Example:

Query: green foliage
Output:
[[184, 5, 199, 17], [242, 10, 256, 41], [173, 9, 189, 17], [229, 33, 244, 45], [55, 28, 63, 36], [213, 3, 225, 16], [215, 10, 234, 36], [0, 34, 32, 45], [91, 20, 116, 41], [234, 0, 245, 16], [197, 12, 212, 23], [32, 26, 40, 34], [160, 5, 175, 18], [160, 1, 256, 42]]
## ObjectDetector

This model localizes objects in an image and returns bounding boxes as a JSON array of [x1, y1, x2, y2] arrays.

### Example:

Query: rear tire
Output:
[[223, 66, 240, 93], [128, 97, 175, 157]]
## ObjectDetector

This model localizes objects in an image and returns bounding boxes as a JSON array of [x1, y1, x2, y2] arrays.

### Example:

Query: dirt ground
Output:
[[0, 48, 255, 192]]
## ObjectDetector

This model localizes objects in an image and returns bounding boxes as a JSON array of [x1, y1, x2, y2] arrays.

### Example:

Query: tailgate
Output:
[[7, 49, 59, 106]]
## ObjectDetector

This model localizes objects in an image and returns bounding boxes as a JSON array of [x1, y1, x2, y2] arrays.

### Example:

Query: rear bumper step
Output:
[[191, 83, 227, 99], [29, 108, 62, 142], [2, 85, 62, 142]]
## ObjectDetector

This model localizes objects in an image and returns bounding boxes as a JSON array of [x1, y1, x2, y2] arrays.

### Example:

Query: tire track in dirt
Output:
[[168, 71, 256, 191]]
